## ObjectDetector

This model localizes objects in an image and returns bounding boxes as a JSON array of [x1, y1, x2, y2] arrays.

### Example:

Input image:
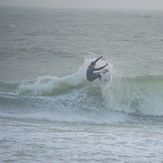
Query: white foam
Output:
[[17, 59, 88, 96]]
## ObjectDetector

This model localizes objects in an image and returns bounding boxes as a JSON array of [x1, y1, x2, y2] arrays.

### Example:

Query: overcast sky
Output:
[[0, 0, 163, 10]]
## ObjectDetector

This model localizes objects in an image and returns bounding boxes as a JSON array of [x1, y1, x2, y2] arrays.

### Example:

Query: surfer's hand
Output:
[[95, 56, 103, 62]]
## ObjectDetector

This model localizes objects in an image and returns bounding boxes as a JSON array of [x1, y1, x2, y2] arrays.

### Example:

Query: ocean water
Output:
[[0, 6, 163, 162]]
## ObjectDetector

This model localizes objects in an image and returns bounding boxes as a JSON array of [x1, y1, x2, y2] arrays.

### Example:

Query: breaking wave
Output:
[[0, 58, 163, 124]]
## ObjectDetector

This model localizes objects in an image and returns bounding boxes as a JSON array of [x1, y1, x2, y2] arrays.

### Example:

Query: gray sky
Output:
[[0, 0, 163, 10]]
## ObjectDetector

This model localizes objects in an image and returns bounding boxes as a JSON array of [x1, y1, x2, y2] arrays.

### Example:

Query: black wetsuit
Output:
[[86, 64, 106, 81]]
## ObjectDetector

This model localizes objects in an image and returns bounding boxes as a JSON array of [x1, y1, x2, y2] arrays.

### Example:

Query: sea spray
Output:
[[17, 57, 110, 96], [17, 59, 89, 96]]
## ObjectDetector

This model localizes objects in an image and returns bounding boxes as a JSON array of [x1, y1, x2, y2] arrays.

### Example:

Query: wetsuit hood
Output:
[[91, 61, 95, 65]]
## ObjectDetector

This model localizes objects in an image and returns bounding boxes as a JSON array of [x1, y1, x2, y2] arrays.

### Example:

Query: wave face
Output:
[[0, 59, 163, 124], [103, 74, 163, 116]]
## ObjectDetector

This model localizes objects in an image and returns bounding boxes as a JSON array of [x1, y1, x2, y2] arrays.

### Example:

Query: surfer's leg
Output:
[[88, 73, 102, 81], [88, 74, 100, 81], [98, 73, 102, 80], [95, 73, 102, 80]]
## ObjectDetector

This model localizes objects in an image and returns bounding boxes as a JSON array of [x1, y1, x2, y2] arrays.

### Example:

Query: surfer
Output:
[[86, 56, 108, 81]]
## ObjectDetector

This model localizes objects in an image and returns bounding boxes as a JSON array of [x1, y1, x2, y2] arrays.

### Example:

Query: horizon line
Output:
[[0, 5, 163, 12]]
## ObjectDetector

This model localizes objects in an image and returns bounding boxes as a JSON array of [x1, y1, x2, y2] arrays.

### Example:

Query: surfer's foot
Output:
[[103, 69, 109, 73]]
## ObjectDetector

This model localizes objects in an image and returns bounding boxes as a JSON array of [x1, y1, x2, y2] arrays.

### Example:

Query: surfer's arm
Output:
[[94, 56, 103, 63], [94, 63, 108, 71]]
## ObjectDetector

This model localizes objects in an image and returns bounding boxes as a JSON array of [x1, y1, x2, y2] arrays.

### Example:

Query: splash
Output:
[[17, 57, 112, 96]]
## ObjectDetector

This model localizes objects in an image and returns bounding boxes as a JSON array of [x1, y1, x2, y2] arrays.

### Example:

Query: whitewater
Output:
[[0, 7, 163, 162]]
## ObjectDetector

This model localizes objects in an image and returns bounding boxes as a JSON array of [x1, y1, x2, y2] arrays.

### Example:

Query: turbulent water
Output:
[[0, 6, 163, 162]]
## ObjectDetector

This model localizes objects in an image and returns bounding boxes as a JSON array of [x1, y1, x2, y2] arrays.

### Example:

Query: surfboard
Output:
[[100, 68, 111, 88]]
